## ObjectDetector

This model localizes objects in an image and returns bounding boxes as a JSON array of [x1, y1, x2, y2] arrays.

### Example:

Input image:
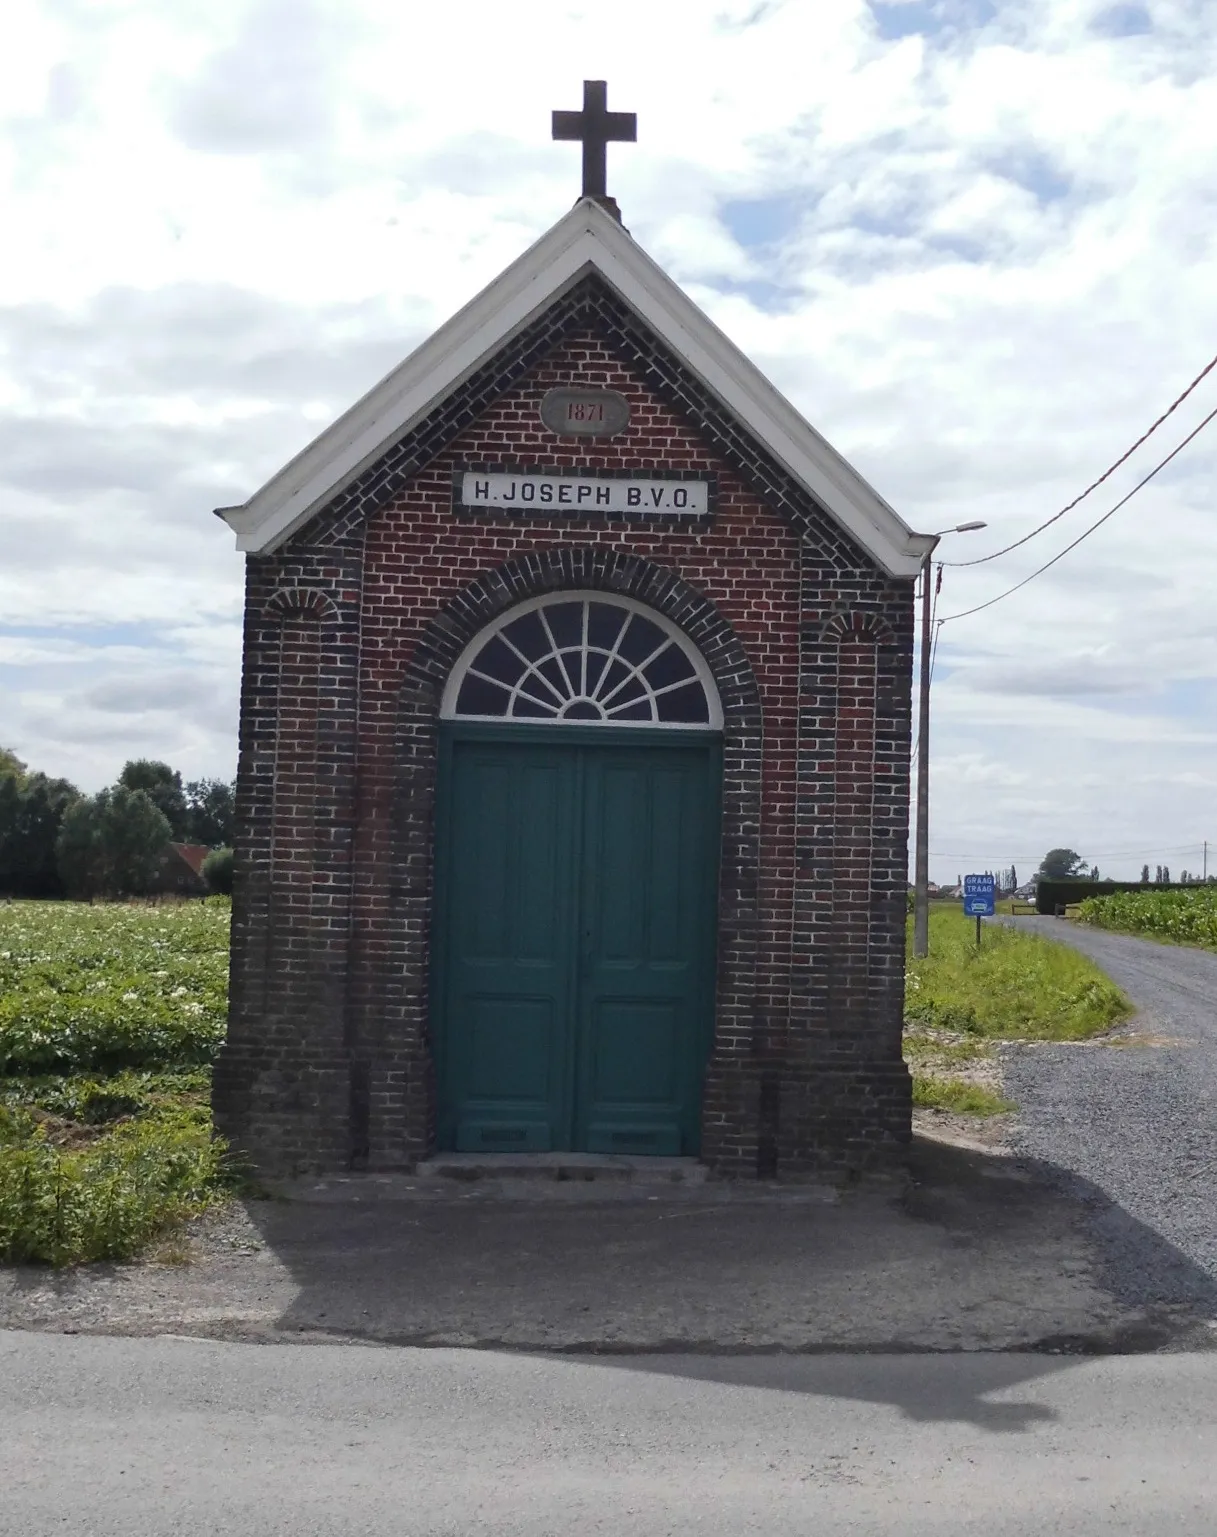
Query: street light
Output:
[[912, 521, 988, 959]]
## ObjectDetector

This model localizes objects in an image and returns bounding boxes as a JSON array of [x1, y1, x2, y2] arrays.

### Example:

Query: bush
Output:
[[0, 1105, 230, 1266], [203, 846, 234, 896]]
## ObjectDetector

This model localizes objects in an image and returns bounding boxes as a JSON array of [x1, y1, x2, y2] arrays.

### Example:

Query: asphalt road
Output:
[[1000, 918, 1217, 1308], [3, 1331, 1216, 1536]]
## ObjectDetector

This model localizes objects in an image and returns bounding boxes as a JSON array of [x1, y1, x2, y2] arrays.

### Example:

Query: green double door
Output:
[[432, 725, 721, 1156]]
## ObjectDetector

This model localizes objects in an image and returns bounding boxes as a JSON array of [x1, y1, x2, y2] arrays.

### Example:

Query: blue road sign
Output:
[[963, 873, 996, 917]]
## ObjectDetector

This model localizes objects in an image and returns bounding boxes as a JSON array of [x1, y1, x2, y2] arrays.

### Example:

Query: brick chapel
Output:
[[212, 85, 934, 1179]]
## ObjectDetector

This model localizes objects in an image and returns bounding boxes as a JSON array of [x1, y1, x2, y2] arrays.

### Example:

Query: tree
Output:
[[185, 778, 235, 848], [1009, 864, 1018, 894], [1091, 866, 1100, 882], [1037, 848, 1087, 880], [0, 746, 28, 781], [1155, 865, 1163, 883], [56, 794, 109, 900], [1141, 864, 1150, 884], [118, 761, 189, 839], [56, 787, 171, 899], [0, 772, 79, 897], [107, 787, 173, 895], [1162, 865, 1170, 885], [203, 846, 234, 895], [0, 751, 79, 899]]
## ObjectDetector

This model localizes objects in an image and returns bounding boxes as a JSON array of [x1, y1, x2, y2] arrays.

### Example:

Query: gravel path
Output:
[[999, 917, 1217, 1310]]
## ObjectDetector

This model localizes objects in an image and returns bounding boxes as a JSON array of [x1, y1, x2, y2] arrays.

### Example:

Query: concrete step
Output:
[[414, 1152, 709, 1184]]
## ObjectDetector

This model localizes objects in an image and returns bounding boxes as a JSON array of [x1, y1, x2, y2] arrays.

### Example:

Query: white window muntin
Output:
[[441, 591, 723, 730]]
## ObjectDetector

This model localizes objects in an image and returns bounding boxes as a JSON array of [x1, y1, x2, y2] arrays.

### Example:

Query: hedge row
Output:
[[1035, 880, 1182, 915]]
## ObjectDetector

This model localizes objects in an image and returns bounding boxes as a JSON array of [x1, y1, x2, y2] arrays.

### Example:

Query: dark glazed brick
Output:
[[214, 288, 916, 1180]]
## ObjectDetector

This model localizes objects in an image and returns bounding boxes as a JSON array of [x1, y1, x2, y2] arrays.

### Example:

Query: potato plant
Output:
[[0, 899, 234, 1265], [1078, 887, 1217, 949]]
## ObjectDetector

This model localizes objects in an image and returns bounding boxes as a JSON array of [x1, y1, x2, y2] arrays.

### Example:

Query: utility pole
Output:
[[912, 522, 987, 960], [913, 554, 934, 958]]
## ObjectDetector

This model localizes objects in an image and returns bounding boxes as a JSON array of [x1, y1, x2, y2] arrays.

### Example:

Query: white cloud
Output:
[[1, 0, 1215, 880]]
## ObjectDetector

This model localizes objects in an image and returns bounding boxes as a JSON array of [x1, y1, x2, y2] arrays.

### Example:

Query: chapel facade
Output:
[[212, 190, 933, 1179]]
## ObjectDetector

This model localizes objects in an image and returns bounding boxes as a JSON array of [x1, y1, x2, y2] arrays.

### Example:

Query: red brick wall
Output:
[[347, 334, 798, 1090], [214, 296, 915, 1178]]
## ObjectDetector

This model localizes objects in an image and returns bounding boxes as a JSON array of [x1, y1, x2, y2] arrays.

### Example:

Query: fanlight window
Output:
[[444, 594, 721, 729]]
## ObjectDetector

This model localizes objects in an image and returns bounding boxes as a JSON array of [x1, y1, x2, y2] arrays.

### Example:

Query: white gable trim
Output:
[[219, 199, 934, 578]]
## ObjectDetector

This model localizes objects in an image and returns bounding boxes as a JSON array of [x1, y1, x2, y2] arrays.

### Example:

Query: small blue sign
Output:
[[963, 873, 996, 917]]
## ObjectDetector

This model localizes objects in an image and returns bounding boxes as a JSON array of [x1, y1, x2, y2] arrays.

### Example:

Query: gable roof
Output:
[[217, 198, 934, 578]]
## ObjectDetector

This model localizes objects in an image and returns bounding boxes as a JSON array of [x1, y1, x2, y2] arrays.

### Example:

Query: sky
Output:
[[1, 0, 1215, 884]]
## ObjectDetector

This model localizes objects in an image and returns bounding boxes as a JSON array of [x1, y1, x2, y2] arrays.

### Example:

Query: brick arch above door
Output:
[[383, 548, 768, 1146], [401, 547, 763, 748]]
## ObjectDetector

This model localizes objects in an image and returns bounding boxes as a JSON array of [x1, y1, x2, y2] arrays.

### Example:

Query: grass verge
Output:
[[904, 905, 1131, 1118], [911, 1077, 1014, 1116]]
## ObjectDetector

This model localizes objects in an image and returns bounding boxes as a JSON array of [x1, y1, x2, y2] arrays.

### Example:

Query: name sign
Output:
[[540, 388, 630, 437], [460, 472, 709, 516]]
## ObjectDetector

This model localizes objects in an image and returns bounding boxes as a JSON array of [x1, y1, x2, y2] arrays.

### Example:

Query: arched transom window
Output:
[[442, 593, 722, 729]]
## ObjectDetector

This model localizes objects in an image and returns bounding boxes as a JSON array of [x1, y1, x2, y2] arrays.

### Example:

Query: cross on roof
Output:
[[552, 80, 636, 217]]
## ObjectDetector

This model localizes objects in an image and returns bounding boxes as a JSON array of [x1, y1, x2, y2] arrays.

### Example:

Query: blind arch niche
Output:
[[441, 592, 723, 730]]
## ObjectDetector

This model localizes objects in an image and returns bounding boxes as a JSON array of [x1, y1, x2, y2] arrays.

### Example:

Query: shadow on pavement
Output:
[[227, 1134, 1217, 1377], [548, 1349, 1076, 1433]]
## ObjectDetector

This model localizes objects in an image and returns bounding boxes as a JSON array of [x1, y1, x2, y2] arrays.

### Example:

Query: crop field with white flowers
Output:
[[0, 900, 234, 1265], [1078, 885, 1217, 950]]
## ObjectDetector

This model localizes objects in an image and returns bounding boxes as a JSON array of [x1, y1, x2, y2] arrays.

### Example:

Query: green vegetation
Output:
[[0, 900, 234, 1265], [905, 905, 1131, 1118], [1078, 885, 1217, 951], [906, 905, 1129, 1041], [0, 1100, 227, 1266], [911, 1077, 1014, 1116], [203, 846, 234, 896]]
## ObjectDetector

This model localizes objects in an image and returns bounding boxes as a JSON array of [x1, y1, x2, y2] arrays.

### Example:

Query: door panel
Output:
[[576, 747, 713, 1155], [439, 744, 575, 1152], [434, 729, 719, 1156]]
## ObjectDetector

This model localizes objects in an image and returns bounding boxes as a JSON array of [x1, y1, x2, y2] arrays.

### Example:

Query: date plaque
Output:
[[540, 387, 631, 438]]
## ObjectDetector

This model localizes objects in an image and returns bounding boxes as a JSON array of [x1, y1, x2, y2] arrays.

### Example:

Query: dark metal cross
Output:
[[552, 80, 636, 206]]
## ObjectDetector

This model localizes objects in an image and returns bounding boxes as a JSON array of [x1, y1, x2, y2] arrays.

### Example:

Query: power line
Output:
[[942, 349, 1217, 569], [930, 842, 1205, 861], [940, 401, 1217, 624]]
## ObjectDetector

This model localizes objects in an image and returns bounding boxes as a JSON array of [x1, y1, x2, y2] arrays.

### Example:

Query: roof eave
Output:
[[224, 197, 933, 579]]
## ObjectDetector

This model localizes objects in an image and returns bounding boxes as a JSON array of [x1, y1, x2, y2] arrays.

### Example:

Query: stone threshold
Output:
[[415, 1152, 710, 1184]]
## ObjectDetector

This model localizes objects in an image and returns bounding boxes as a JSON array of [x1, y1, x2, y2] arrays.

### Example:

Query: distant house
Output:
[[153, 842, 210, 897]]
